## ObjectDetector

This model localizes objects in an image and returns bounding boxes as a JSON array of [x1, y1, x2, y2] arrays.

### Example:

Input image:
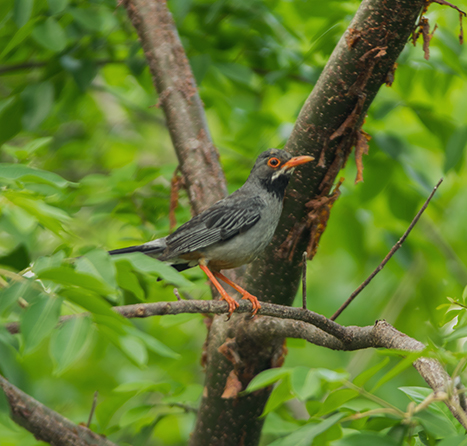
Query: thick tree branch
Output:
[[4, 300, 467, 436], [194, 1, 428, 444], [0, 375, 117, 446], [122, 0, 227, 213]]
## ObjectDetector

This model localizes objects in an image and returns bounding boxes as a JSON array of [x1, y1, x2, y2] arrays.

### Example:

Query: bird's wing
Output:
[[163, 196, 264, 257]]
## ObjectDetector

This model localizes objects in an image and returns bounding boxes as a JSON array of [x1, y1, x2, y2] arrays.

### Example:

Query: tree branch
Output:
[[4, 299, 467, 434], [330, 177, 444, 321], [0, 375, 117, 446], [193, 1, 428, 443], [122, 0, 227, 214]]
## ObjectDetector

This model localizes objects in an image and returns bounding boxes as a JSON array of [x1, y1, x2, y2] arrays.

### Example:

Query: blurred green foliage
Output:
[[1, 0, 467, 444]]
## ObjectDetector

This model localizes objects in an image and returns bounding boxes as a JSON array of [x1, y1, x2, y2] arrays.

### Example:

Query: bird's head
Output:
[[248, 149, 314, 198]]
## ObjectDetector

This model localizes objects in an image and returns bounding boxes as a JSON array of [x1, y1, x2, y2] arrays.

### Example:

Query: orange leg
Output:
[[199, 262, 239, 318], [213, 271, 261, 316]]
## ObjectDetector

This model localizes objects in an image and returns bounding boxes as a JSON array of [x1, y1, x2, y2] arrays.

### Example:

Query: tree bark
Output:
[[0, 375, 117, 446], [122, 0, 227, 213], [191, 1, 426, 444]]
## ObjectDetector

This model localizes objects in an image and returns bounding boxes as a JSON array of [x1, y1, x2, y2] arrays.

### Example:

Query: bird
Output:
[[109, 149, 314, 317]]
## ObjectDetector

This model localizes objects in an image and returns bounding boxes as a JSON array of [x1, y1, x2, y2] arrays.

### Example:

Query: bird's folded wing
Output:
[[164, 196, 264, 256]]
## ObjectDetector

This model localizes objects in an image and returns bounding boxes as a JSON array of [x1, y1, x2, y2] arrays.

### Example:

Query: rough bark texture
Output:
[[122, 0, 227, 213], [0, 375, 117, 446], [192, 1, 426, 444]]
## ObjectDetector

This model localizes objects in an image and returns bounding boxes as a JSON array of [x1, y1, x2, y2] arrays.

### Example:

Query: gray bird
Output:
[[109, 149, 314, 316]]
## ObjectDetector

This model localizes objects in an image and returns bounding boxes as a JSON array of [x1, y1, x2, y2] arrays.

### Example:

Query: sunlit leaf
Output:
[[243, 368, 292, 394], [50, 316, 93, 374], [268, 413, 345, 446], [21, 294, 62, 353]]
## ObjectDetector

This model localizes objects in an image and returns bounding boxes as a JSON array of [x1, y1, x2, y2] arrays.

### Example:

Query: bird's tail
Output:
[[108, 238, 167, 257]]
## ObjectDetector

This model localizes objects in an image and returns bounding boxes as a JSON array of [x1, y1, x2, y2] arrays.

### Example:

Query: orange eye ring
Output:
[[267, 157, 281, 168]]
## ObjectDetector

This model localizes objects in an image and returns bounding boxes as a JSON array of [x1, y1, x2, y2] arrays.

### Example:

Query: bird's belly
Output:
[[203, 220, 277, 271]]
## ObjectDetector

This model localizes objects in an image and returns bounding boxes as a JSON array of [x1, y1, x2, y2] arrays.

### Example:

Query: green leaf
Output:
[[21, 82, 54, 131], [38, 266, 115, 295], [47, 0, 68, 14], [333, 431, 398, 446], [115, 259, 145, 301], [5, 191, 70, 234], [243, 368, 292, 394], [444, 127, 467, 173], [60, 56, 98, 91], [371, 353, 423, 392], [32, 18, 66, 52], [437, 436, 467, 446], [316, 388, 359, 416], [14, 0, 34, 27], [269, 413, 345, 446], [261, 377, 294, 416], [0, 98, 23, 146], [0, 282, 30, 316], [0, 17, 39, 59], [2, 137, 53, 161], [60, 288, 122, 320], [125, 326, 180, 359], [291, 367, 321, 401], [76, 250, 117, 289], [21, 294, 62, 353], [0, 163, 70, 188], [415, 411, 459, 438], [96, 393, 135, 430], [68, 7, 104, 31], [112, 253, 193, 288], [353, 357, 390, 387], [119, 335, 148, 367], [50, 316, 92, 374], [0, 328, 23, 382], [32, 252, 66, 275]]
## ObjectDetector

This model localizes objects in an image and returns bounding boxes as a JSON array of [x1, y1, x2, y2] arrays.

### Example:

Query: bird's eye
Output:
[[267, 157, 280, 168]]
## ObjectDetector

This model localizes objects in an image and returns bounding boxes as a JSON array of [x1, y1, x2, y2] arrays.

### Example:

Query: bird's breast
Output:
[[203, 198, 283, 271]]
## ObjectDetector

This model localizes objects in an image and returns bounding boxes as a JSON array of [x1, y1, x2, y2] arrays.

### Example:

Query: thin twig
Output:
[[330, 178, 443, 321], [87, 391, 99, 428], [173, 288, 182, 301], [302, 251, 308, 309]]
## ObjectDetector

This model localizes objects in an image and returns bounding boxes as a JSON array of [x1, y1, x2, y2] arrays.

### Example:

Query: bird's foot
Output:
[[241, 293, 261, 317], [221, 294, 240, 320]]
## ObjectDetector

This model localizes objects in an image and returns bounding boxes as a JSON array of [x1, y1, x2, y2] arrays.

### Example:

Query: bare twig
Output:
[[86, 391, 99, 428], [173, 288, 182, 301], [302, 251, 308, 309], [330, 178, 443, 321]]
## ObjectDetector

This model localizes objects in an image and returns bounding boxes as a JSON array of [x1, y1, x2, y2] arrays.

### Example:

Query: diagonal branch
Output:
[[0, 375, 117, 446], [122, 0, 226, 213]]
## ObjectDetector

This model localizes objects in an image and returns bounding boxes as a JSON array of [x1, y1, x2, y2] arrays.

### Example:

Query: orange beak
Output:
[[283, 155, 314, 170]]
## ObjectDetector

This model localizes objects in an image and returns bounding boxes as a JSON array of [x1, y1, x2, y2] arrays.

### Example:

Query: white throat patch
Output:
[[271, 167, 294, 181]]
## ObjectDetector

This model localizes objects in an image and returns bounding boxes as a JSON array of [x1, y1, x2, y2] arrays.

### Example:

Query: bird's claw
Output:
[[221, 295, 239, 320], [241, 293, 261, 318]]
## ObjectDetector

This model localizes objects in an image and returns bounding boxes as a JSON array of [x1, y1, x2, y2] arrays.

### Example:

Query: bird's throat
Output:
[[259, 174, 291, 201]]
